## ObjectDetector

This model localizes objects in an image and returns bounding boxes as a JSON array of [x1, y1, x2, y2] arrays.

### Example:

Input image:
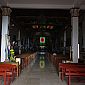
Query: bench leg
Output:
[[4, 73, 6, 85], [68, 75, 71, 85], [8, 77, 11, 85], [61, 72, 63, 80], [61, 69, 64, 80]]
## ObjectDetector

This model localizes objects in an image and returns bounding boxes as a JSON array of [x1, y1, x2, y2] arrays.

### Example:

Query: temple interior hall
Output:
[[0, 0, 85, 85]]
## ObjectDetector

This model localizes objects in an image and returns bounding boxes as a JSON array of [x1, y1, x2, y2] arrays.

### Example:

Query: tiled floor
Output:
[[11, 57, 85, 85]]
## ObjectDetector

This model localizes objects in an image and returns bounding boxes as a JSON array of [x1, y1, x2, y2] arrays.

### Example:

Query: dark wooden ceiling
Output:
[[10, 8, 71, 31]]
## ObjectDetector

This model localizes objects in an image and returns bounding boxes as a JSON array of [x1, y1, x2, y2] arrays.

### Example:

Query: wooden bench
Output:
[[0, 68, 10, 85], [59, 63, 85, 85], [50, 54, 66, 70], [0, 63, 18, 85], [15, 53, 34, 70], [0, 63, 18, 75], [66, 67, 85, 85]]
